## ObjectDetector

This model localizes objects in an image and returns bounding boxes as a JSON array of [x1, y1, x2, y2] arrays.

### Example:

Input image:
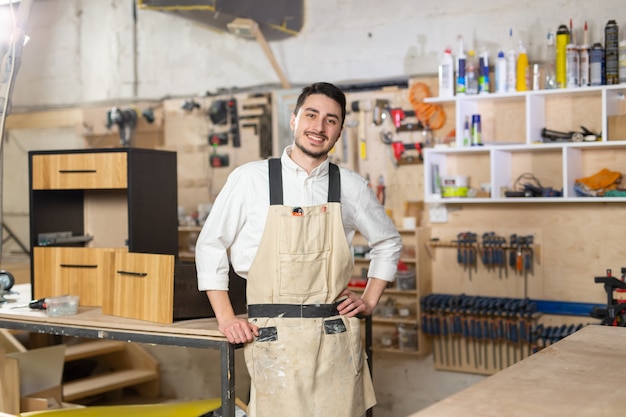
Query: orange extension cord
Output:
[[408, 82, 446, 130]]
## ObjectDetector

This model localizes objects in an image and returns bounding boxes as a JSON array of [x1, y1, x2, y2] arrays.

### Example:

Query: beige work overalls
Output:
[[243, 159, 375, 417]]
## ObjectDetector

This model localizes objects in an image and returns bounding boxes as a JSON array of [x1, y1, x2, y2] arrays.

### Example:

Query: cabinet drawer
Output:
[[33, 247, 127, 306], [103, 252, 175, 324], [32, 153, 128, 190]]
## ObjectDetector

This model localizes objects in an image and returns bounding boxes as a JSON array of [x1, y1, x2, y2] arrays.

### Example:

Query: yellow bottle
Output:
[[516, 41, 529, 91]]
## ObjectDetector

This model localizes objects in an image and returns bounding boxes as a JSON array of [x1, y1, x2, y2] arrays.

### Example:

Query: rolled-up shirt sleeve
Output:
[[195, 168, 247, 291]]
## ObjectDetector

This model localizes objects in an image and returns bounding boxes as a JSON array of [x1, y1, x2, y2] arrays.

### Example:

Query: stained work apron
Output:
[[244, 159, 375, 417]]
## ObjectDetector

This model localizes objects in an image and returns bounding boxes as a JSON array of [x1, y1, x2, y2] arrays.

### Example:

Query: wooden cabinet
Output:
[[351, 228, 431, 356], [423, 85, 626, 203], [29, 148, 178, 301]]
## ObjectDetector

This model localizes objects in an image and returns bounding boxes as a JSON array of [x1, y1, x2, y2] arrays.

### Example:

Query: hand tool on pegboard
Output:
[[351, 99, 372, 160]]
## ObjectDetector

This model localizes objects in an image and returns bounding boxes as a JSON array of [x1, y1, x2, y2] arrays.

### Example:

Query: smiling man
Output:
[[196, 82, 402, 417]]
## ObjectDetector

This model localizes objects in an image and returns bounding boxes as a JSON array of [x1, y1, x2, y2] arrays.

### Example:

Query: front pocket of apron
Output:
[[324, 316, 364, 375], [279, 210, 329, 255], [279, 252, 328, 296]]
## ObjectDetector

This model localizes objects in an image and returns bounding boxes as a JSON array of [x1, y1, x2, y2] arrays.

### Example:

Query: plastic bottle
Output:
[[619, 38, 626, 84], [466, 50, 478, 95], [438, 48, 455, 97], [516, 40, 529, 91], [544, 31, 557, 89], [506, 29, 517, 93], [605, 20, 619, 85], [556, 24, 570, 88], [463, 116, 470, 146], [495, 50, 507, 93], [456, 37, 467, 95], [479, 49, 490, 94]]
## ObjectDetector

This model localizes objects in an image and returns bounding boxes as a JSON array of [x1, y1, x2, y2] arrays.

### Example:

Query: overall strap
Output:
[[269, 158, 283, 205], [268, 159, 341, 204]]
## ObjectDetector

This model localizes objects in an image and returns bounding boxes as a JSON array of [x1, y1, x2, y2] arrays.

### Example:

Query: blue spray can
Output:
[[589, 43, 605, 86]]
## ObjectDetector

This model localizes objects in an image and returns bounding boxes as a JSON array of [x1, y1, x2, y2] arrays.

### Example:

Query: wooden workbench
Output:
[[408, 324, 626, 417], [0, 284, 238, 417]]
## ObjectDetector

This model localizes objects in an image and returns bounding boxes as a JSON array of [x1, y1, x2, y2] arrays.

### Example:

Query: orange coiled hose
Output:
[[408, 82, 446, 130]]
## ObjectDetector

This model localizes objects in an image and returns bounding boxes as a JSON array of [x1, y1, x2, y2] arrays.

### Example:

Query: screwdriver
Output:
[[11, 297, 48, 309]]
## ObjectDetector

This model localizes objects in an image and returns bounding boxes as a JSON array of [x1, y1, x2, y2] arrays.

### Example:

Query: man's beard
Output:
[[294, 134, 330, 159]]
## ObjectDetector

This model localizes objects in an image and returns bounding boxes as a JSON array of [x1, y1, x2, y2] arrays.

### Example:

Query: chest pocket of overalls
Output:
[[278, 208, 330, 296]]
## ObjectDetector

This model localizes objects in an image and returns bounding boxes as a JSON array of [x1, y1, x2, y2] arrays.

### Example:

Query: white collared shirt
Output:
[[196, 146, 403, 291]]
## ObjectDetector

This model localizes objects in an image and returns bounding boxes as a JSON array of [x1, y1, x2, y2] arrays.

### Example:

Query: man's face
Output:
[[290, 94, 343, 159]]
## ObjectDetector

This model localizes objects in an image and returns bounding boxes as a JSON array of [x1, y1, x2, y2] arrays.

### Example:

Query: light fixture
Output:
[[227, 18, 291, 89]]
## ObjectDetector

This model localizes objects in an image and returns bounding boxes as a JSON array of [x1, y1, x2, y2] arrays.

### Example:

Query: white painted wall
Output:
[[8, 0, 625, 107], [2, 1, 624, 415]]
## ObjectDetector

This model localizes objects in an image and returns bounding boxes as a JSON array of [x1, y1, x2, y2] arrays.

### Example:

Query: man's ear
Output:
[[289, 112, 296, 130]]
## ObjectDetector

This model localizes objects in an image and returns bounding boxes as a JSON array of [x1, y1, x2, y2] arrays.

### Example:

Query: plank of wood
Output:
[[62, 369, 158, 402], [408, 325, 626, 417], [0, 330, 26, 354], [0, 354, 20, 415], [64, 340, 127, 362]]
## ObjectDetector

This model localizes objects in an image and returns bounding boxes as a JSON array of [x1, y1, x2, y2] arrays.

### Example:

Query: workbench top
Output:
[[408, 324, 626, 417], [0, 284, 227, 340]]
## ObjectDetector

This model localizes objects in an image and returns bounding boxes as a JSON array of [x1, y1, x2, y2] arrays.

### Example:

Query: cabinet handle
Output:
[[60, 264, 98, 269], [58, 169, 97, 173], [116, 270, 148, 277]]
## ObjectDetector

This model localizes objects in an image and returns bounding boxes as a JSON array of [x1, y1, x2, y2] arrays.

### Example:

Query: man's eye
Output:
[[327, 119, 337, 125]]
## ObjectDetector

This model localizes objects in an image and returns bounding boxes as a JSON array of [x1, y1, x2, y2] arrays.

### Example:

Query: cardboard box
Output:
[[6, 345, 82, 412]]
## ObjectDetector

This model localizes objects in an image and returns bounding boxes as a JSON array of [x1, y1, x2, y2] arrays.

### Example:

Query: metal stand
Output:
[[2, 222, 30, 255]]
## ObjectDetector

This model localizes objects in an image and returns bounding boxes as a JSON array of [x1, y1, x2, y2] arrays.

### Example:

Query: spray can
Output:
[[605, 20, 619, 85], [438, 48, 455, 97], [495, 50, 507, 93], [516, 40, 529, 91], [471, 114, 482, 146], [619, 38, 626, 84], [556, 24, 570, 88], [566, 43, 580, 88], [479, 50, 490, 94], [456, 37, 467, 95], [589, 42, 605, 86], [545, 31, 557, 89]]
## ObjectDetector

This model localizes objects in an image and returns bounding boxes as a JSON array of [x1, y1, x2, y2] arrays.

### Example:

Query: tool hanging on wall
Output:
[[105, 106, 155, 147], [351, 99, 372, 160]]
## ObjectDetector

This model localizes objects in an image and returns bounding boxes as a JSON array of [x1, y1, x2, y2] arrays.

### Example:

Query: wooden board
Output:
[[408, 325, 626, 417]]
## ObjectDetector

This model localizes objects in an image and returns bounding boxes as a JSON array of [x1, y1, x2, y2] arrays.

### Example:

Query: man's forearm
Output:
[[361, 277, 390, 312], [206, 290, 236, 324]]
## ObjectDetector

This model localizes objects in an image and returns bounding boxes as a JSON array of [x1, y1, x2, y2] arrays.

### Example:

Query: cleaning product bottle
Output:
[[438, 48, 455, 97], [544, 31, 557, 89], [516, 40, 529, 91], [556, 23, 570, 88], [479, 49, 490, 94], [495, 50, 507, 93], [506, 28, 517, 93], [466, 49, 478, 95], [456, 36, 467, 95]]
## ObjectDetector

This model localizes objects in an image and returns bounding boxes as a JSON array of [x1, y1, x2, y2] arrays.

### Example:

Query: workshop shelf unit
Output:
[[423, 84, 626, 203], [28, 148, 178, 303], [350, 227, 431, 356]]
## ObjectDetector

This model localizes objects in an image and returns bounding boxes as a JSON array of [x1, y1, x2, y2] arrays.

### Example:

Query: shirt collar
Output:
[[281, 145, 330, 178]]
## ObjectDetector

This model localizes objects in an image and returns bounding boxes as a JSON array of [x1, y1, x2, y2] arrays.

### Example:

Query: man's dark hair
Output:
[[293, 82, 346, 127]]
